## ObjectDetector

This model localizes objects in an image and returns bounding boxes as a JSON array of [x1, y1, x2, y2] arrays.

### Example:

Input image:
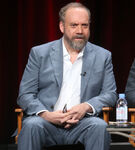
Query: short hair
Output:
[[59, 2, 91, 23]]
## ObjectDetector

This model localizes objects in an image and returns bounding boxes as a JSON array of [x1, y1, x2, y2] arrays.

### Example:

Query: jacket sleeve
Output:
[[87, 52, 117, 115], [17, 48, 47, 115], [125, 59, 135, 107]]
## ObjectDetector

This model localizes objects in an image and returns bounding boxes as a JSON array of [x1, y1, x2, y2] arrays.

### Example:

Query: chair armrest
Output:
[[128, 108, 135, 123], [102, 107, 113, 124], [15, 108, 23, 113], [15, 108, 23, 144]]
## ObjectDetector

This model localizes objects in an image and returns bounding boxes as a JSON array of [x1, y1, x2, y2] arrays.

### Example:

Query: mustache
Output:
[[73, 35, 85, 39]]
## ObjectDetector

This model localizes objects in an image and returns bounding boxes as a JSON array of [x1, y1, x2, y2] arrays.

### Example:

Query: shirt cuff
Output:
[[84, 102, 96, 115], [36, 110, 48, 116]]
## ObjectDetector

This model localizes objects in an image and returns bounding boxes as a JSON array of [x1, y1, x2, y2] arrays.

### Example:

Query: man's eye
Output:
[[82, 24, 89, 28], [71, 24, 77, 27]]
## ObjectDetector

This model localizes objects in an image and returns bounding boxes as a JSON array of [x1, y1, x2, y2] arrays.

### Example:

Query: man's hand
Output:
[[67, 103, 92, 121], [63, 103, 93, 128], [38, 110, 79, 127], [38, 103, 91, 128]]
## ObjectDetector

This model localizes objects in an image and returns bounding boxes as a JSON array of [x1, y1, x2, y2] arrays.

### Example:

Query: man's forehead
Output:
[[65, 7, 89, 22], [65, 7, 89, 15]]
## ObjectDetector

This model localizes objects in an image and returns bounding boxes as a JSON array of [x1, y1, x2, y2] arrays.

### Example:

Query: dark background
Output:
[[0, 0, 135, 145]]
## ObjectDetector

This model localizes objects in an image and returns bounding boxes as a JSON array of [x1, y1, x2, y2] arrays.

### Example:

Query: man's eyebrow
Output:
[[70, 23, 78, 25]]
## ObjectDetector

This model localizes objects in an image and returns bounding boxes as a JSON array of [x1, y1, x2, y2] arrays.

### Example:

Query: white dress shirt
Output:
[[54, 40, 83, 111]]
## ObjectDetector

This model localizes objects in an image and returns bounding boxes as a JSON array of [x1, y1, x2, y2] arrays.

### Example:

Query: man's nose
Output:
[[76, 26, 83, 34]]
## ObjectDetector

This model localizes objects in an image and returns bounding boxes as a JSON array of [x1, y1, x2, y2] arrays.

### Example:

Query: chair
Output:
[[103, 107, 135, 147], [15, 107, 135, 149]]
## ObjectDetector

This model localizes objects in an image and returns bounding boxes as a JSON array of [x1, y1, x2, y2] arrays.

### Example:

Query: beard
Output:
[[64, 32, 89, 51]]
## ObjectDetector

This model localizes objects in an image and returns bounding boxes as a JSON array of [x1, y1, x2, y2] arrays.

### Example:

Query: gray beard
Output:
[[70, 40, 87, 51], [64, 34, 88, 51]]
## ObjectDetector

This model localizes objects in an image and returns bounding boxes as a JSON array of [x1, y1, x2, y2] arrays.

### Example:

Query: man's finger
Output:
[[64, 124, 71, 128], [60, 114, 73, 124], [66, 119, 79, 124]]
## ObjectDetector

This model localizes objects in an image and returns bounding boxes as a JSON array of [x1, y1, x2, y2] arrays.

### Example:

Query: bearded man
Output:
[[17, 2, 117, 150]]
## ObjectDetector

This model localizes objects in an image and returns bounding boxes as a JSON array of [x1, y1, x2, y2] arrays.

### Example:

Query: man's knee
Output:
[[22, 116, 57, 135], [93, 117, 108, 129], [85, 117, 108, 130], [95, 118, 108, 128], [22, 116, 46, 130]]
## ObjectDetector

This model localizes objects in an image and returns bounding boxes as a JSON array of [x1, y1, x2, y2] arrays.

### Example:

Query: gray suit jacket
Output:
[[125, 59, 135, 107], [17, 38, 117, 116]]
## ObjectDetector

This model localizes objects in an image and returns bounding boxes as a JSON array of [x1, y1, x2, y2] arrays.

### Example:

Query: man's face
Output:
[[60, 7, 90, 51]]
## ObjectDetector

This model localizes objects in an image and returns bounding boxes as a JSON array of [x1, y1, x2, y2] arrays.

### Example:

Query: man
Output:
[[17, 2, 117, 150], [125, 59, 135, 107]]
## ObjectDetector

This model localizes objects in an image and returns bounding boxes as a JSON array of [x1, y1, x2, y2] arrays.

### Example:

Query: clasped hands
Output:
[[39, 103, 92, 128]]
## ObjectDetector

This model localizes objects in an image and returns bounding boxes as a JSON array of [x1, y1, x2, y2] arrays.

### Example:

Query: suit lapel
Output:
[[81, 43, 95, 99], [50, 39, 63, 88]]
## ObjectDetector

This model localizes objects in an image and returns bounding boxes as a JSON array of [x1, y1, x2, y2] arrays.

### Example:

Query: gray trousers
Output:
[[18, 116, 110, 150]]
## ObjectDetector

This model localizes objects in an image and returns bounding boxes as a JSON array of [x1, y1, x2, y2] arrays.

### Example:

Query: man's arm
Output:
[[86, 52, 117, 115], [17, 48, 46, 115], [125, 59, 135, 107]]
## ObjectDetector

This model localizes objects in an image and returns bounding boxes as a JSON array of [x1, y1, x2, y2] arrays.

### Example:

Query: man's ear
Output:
[[59, 21, 64, 33]]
